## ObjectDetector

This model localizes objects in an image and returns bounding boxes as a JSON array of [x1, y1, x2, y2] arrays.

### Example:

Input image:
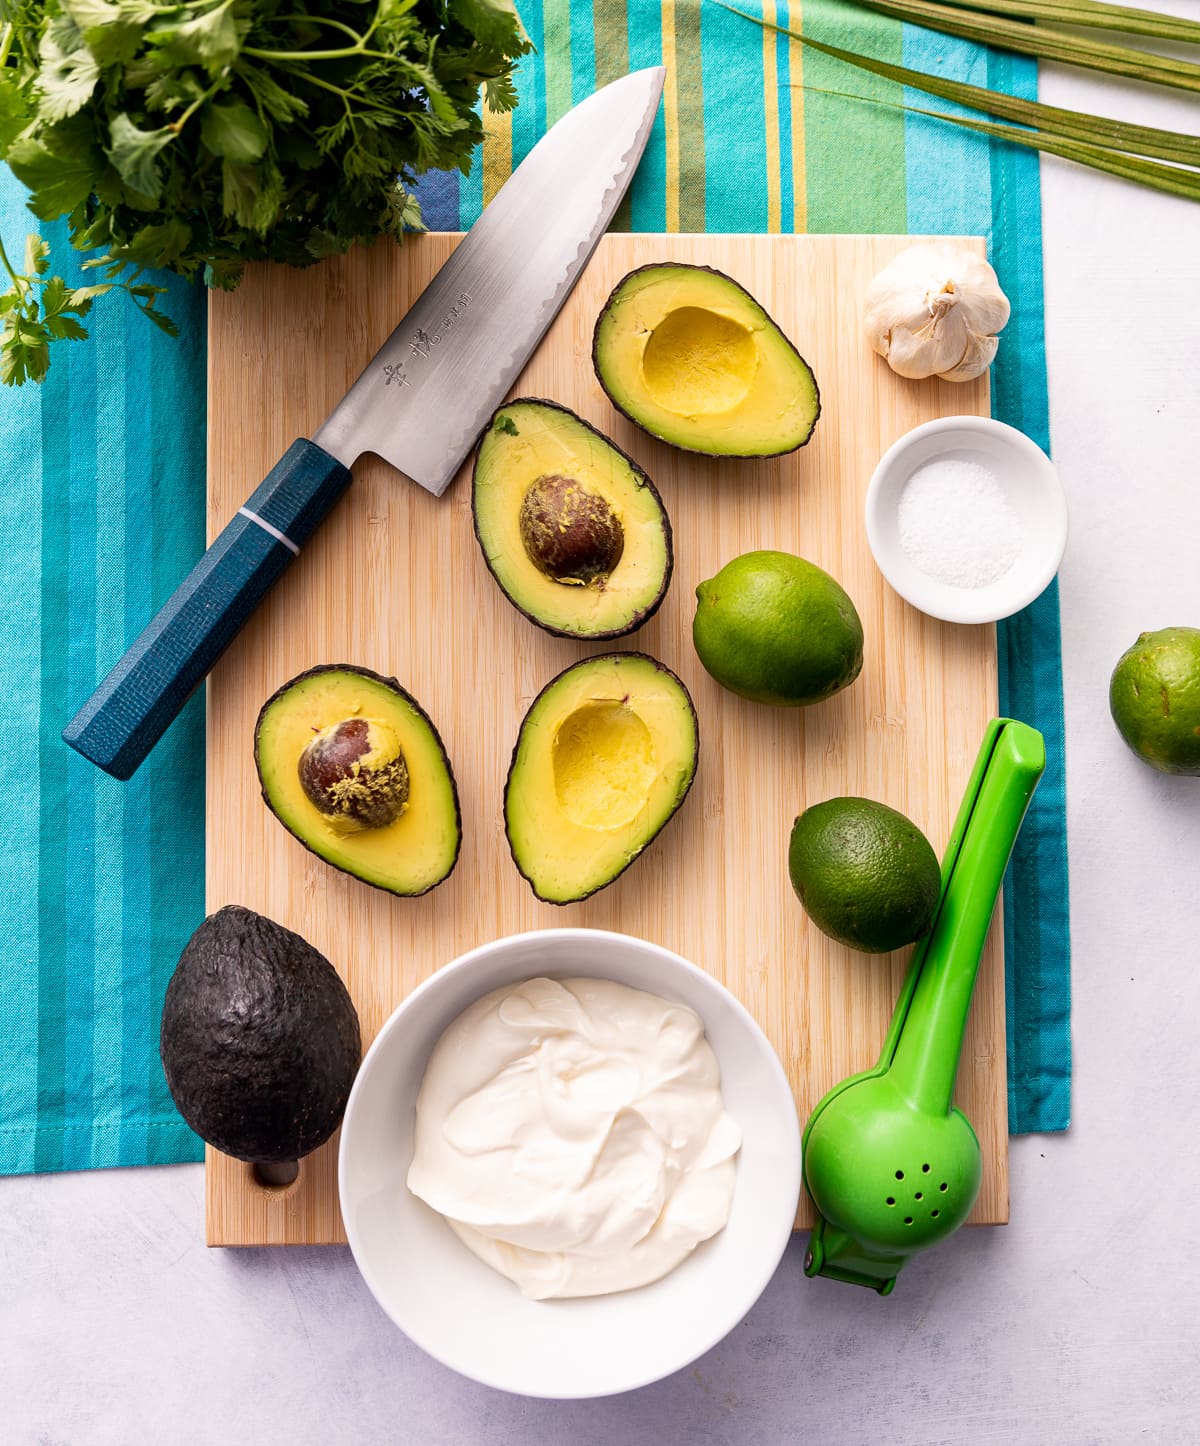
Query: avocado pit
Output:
[[519, 474, 625, 585], [298, 717, 409, 830]]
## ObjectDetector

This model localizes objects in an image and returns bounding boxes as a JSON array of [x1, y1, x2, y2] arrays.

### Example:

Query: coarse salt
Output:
[[897, 457, 1021, 589]]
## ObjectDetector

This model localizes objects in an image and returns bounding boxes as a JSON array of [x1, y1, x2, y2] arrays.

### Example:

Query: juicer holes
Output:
[[922, 1164, 931, 1173], [904, 1217, 913, 1225], [915, 1192, 923, 1200], [895, 1169, 904, 1179], [940, 1182, 948, 1192], [886, 1197, 895, 1206], [931, 1210, 939, 1218]]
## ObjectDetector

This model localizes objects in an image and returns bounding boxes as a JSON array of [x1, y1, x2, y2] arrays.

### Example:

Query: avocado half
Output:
[[254, 665, 461, 896], [160, 905, 361, 1165], [505, 652, 698, 904], [473, 399, 673, 639], [592, 263, 821, 458]]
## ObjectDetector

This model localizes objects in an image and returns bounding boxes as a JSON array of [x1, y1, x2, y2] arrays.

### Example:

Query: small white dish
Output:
[[338, 928, 801, 1399], [864, 416, 1068, 625]]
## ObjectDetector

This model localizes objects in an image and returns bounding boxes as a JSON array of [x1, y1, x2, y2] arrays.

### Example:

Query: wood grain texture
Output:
[[205, 233, 1005, 1247]]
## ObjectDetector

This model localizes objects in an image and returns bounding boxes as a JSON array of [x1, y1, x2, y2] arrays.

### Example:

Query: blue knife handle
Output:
[[63, 439, 353, 781]]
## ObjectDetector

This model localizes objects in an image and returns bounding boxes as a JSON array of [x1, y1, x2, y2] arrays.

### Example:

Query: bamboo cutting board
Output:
[[205, 233, 1005, 1246]]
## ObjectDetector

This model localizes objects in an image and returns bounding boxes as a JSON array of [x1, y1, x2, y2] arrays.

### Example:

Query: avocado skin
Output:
[[472, 398, 674, 640], [504, 651, 699, 905], [254, 664, 462, 897], [591, 263, 822, 459], [160, 905, 361, 1163]]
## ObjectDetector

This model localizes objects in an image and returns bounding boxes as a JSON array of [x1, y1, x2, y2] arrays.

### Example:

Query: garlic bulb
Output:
[[864, 242, 1011, 383]]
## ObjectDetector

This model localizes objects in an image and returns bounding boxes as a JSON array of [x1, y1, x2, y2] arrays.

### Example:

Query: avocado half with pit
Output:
[[473, 399, 673, 639], [254, 665, 460, 896], [505, 652, 698, 904], [592, 263, 821, 457]]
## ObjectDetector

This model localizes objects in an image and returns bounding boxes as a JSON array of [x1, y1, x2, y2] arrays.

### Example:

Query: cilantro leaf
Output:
[[106, 113, 175, 203], [110, 218, 193, 265], [148, 1, 241, 72], [44, 311, 90, 340], [7, 115, 102, 219], [0, 0, 531, 381], [449, 0, 526, 53], [200, 99, 268, 163], [24, 234, 50, 276], [36, 29, 100, 121], [0, 75, 32, 155]]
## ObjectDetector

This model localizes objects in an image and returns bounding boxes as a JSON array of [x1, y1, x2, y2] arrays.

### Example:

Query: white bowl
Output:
[[864, 416, 1068, 625], [338, 928, 801, 1399]]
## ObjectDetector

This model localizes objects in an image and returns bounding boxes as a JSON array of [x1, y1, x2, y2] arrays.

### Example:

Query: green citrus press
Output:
[[802, 717, 1045, 1294]]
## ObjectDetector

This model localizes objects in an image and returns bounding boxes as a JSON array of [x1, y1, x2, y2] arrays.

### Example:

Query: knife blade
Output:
[[63, 67, 666, 781]]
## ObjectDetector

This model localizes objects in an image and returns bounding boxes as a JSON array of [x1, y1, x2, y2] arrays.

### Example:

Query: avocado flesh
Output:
[[592, 264, 820, 457], [160, 905, 361, 1164], [505, 652, 698, 903], [474, 399, 672, 639], [255, 665, 460, 896]]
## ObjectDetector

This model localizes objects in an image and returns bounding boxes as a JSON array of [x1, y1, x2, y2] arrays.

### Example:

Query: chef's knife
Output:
[[63, 67, 666, 780]]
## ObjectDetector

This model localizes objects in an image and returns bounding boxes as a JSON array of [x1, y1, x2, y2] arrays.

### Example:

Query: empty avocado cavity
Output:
[[505, 652, 698, 904], [592, 263, 821, 457]]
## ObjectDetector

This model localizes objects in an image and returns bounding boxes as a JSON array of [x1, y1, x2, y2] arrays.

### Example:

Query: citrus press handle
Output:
[[886, 719, 1046, 1116]]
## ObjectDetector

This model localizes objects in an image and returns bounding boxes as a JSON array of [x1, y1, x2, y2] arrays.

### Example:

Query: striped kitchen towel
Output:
[[0, 0, 1069, 1174]]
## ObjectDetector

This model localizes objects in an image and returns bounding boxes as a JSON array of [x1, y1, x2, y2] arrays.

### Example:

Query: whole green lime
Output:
[[788, 798, 942, 954], [692, 550, 863, 706], [1109, 626, 1200, 777]]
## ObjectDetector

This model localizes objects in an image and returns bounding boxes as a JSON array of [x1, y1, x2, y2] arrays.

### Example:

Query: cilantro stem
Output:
[[0, 232, 25, 294], [169, 79, 225, 134], [270, 14, 365, 43], [0, 23, 13, 69], [257, 60, 387, 111], [243, 44, 399, 61]]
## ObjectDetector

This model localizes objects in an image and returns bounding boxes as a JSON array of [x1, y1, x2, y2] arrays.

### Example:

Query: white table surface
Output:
[[6, 35, 1200, 1445]]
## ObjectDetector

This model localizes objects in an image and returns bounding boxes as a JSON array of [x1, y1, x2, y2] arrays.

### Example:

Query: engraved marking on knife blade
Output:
[[406, 292, 473, 362], [238, 507, 301, 555]]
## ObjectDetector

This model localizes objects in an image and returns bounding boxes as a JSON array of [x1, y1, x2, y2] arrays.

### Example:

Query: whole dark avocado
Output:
[[473, 399, 673, 639], [160, 905, 361, 1166]]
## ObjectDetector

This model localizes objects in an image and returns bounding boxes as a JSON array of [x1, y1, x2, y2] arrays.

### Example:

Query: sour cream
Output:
[[406, 976, 741, 1300]]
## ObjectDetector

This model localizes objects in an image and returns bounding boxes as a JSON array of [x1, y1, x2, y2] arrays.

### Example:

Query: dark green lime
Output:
[[788, 798, 941, 954]]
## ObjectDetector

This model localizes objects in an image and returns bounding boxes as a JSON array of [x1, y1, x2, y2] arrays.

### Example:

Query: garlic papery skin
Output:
[[864, 242, 1011, 384]]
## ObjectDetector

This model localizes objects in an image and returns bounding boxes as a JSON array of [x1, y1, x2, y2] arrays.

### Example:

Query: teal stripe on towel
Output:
[[986, 49, 1071, 1134], [35, 269, 72, 1174], [61, 302, 100, 1173], [145, 283, 207, 1163], [90, 299, 128, 1158], [625, 1, 667, 232]]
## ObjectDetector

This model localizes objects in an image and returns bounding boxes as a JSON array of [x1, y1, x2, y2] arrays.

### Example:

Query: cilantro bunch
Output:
[[0, 0, 529, 383]]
